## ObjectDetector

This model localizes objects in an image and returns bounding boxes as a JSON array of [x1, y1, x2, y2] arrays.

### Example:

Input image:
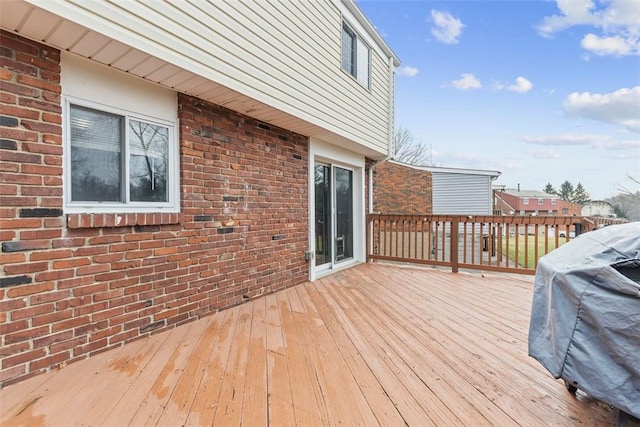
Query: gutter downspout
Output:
[[490, 173, 502, 214], [368, 56, 396, 259], [368, 56, 396, 214]]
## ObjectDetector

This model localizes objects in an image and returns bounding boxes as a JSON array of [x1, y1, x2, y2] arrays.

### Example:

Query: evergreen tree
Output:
[[571, 182, 590, 204], [613, 204, 628, 219], [558, 180, 574, 202], [543, 182, 556, 195]]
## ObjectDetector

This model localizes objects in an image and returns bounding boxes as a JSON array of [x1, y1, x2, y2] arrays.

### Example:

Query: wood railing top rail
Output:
[[366, 214, 627, 274], [368, 214, 586, 226]]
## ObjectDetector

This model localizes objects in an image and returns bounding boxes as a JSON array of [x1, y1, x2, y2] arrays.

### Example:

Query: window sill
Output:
[[66, 213, 180, 229]]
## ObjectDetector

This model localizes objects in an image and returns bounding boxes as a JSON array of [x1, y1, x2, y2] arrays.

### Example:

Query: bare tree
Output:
[[608, 174, 640, 220], [394, 127, 432, 166], [617, 174, 640, 200]]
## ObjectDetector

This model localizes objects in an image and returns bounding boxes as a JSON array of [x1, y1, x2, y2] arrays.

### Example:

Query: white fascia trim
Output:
[[308, 138, 366, 281], [28, 0, 362, 147], [388, 160, 502, 178], [335, 0, 400, 66]]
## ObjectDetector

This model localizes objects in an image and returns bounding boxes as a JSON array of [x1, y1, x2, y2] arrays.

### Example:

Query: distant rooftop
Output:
[[499, 189, 556, 198], [390, 160, 501, 177]]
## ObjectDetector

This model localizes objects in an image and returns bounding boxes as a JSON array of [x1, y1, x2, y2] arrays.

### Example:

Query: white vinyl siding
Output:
[[29, 0, 393, 156], [432, 173, 493, 215]]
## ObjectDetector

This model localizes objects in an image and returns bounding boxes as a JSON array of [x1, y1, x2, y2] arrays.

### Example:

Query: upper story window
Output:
[[538, 198, 544, 205], [551, 198, 557, 205], [64, 98, 179, 213], [342, 22, 370, 88], [522, 197, 529, 205]]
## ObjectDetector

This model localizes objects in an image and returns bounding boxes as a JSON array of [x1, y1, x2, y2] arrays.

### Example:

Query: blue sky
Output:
[[357, 0, 640, 200]]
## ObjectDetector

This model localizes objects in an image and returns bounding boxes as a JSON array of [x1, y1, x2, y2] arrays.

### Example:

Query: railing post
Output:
[[365, 214, 373, 262], [366, 214, 371, 262], [574, 221, 583, 237], [451, 218, 459, 273]]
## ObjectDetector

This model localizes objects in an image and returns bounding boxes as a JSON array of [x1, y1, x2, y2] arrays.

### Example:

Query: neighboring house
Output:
[[494, 189, 581, 216], [558, 199, 583, 217], [0, 0, 399, 386], [373, 160, 500, 214], [372, 161, 432, 214], [581, 201, 615, 217]]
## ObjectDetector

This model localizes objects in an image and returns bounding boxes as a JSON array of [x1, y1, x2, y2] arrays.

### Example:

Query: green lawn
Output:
[[501, 235, 568, 269]]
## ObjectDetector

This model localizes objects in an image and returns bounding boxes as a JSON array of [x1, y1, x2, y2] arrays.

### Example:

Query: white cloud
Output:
[[591, 139, 640, 150], [563, 86, 640, 133], [397, 65, 419, 77], [529, 148, 561, 159], [430, 10, 464, 44], [493, 77, 533, 93], [452, 152, 485, 161], [537, 0, 640, 56], [451, 73, 482, 91], [521, 133, 612, 146], [581, 33, 635, 56], [537, 0, 598, 35], [507, 77, 533, 93]]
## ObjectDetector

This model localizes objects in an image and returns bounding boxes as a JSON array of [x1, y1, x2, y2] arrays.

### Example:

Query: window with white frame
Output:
[[523, 197, 529, 205], [64, 99, 178, 213], [551, 198, 557, 205], [341, 22, 370, 88], [538, 198, 544, 205]]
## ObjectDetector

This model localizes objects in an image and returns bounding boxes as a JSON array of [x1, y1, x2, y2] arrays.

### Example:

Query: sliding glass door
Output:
[[314, 163, 354, 270], [314, 164, 331, 267], [334, 167, 353, 261]]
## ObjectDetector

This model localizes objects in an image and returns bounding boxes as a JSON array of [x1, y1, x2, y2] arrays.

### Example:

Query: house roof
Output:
[[388, 160, 501, 178], [500, 189, 556, 198], [344, 0, 401, 67]]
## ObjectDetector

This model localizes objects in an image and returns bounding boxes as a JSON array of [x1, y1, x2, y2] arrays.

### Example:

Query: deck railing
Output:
[[366, 214, 620, 274]]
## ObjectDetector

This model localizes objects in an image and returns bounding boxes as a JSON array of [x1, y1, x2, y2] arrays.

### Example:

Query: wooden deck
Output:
[[0, 263, 629, 426]]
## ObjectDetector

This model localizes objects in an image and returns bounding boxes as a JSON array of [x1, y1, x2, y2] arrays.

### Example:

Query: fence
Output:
[[366, 214, 621, 275]]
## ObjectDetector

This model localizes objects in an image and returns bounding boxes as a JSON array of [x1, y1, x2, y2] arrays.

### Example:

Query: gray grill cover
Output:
[[528, 222, 640, 418]]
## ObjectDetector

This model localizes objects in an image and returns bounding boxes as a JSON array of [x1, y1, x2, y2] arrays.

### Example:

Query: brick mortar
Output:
[[373, 162, 432, 215], [0, 31, 310, 386]]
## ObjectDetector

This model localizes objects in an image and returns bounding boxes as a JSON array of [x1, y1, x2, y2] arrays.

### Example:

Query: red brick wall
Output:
[[494, 192, 518, 215], [559, 200, 582, 216], [373, 161, 432, 214], [0, 31, 309, 386], [494, 191, 582, 217]]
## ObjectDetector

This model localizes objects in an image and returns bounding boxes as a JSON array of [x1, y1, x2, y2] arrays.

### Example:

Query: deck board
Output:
[[305, 282, 408, 426], [326, 271, 491, 426], [211, 300, 254, 426], [264, 293, 296, 427], [184, 307, 238, 426], [0, 263, 632, 426]]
